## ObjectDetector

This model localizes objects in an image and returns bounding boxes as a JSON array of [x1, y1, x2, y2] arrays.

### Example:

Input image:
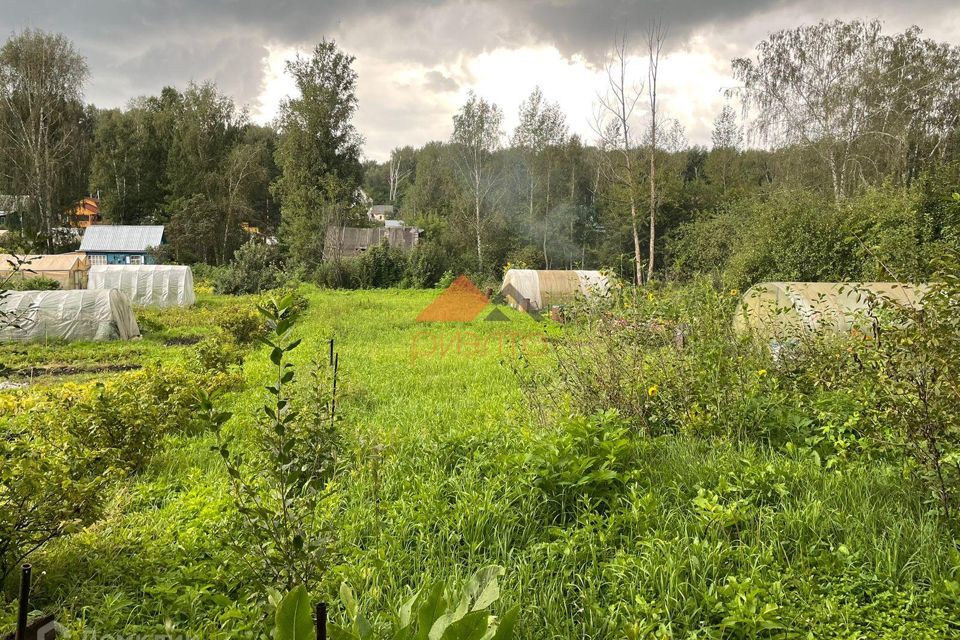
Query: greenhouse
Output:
[[0, 253, 89, 289], [87, 264, 196, 308], [500, 269, 610, 312], [733, 282, 927, 338], [0, 289, 141, 342]]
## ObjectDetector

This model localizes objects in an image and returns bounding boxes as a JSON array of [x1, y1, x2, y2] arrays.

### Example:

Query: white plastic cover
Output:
[[0, 289, 141, 342], [88, 264, 196, 307], [500, 269, 611, 311]]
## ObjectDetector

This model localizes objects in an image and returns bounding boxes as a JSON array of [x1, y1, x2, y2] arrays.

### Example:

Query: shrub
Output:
[[207, 295, 339, 592], [215, 303, 265, 344], [3, 364, 234, 476], [215, 240, 283, 295], [403, 242, 450, 288], [194, 335, 243, 372], [13, 275, 61, 290], [0, 421, 106, 585], [531, 410, 637, 523]]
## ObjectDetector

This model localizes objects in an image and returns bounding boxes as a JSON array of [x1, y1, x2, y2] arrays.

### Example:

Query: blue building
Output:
[[79, 225, 164, 265]]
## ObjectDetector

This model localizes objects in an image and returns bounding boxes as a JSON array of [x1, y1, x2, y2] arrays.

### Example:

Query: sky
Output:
[[2, 1, 960, 161]]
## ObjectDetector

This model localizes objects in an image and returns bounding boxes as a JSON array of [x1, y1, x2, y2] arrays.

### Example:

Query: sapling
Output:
[[204, 294, 340, 593]]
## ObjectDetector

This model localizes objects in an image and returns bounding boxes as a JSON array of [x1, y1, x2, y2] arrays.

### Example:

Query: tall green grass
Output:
[[11, 286, 959, 639]]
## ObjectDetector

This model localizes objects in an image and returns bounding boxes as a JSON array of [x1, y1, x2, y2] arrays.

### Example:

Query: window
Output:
[[128, 255, 144, 265], [88, 255, 107, 265]]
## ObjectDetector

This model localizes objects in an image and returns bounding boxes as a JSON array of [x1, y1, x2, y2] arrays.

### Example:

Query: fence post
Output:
[[315, 602, 327, 640], [15, 564, 31, 640]]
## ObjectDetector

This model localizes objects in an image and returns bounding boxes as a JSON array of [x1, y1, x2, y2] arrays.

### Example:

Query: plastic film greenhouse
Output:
[[87, 264, 196, 308], [500, 269, 611, 312], [733, 282, 928, 338], [0, 289, 141, 342]]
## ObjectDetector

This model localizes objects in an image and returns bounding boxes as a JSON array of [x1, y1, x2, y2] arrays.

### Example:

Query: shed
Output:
[[79, 225, 164, 265], [0, 289, 141, 342], [323, 225, 421, 260], [0, 253, 89, 289], [87, 264, 196, 308], [733, 282, 927, 338], [500, 269, 611, 312]]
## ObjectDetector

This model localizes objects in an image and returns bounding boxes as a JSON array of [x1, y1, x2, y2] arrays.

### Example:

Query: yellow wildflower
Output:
[[647, 384, 659, 397], [757, 369, 767, 378]]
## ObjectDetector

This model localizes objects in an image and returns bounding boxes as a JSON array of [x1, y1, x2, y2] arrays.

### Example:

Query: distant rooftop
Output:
[[80, 225, 164, 253]]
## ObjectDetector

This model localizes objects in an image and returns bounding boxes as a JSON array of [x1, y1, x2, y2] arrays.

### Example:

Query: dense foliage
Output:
[[2, 21, 958, 289]]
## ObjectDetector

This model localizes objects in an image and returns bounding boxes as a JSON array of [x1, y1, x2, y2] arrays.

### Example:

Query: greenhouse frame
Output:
[[0, 289, 141, 342], [500, 269, 610, 312], [87, 264, 196, 308], [0, 253, 89, 289], [733, 281, 927, 338]]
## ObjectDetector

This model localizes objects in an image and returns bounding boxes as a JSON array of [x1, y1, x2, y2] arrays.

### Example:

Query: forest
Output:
[[1, 15, 960, 640], [2, 20, 958, 289]]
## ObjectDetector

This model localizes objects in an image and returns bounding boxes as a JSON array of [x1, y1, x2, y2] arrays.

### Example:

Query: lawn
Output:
[[3, 286, 959, 638]]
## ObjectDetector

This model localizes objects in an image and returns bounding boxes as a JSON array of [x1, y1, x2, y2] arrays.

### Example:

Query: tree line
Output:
[[1, 19, 958, 288]]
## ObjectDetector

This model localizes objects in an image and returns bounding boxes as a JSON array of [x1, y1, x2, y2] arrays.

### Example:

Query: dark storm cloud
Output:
[[2, 0, 958, 157], [3, 0, 957, 103]]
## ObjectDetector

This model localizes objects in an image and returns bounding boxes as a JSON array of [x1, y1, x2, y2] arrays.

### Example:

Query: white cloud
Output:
[[253, 39, 739, 161]]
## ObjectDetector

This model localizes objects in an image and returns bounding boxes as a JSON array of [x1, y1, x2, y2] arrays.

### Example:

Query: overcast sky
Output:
[[2, 1, 959, 161]]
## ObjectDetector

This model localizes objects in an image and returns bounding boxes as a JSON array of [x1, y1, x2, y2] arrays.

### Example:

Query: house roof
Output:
[[80, 225, 164, 253], [367, 205, 396, 218]]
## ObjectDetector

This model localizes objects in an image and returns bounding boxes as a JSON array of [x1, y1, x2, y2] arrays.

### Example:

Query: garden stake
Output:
[[331, 352, 339, 428], [15, 564, 30, 640], [315, 602, 327, 640]]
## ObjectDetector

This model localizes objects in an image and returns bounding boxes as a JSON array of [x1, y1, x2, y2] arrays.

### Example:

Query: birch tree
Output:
[[387, 146, 413, 203], [0, 30, 88, 248], [646, 19, 667, 282], [451, 92, 503, 273], [593, 34, 645, 285], [512, 87, 568, 267]]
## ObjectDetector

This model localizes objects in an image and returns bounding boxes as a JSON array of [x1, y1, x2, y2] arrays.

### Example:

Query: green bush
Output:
[[215, 240, 283, 295], [194, 335, 243, 372], [531, 410, 636, 523], [13, 275, 61, 290], [403, 242, 450, 288], [215, 303, 265, 343]]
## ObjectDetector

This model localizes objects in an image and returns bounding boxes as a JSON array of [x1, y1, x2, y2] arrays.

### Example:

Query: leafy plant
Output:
[[327, 565, 518, 640], [530, 410, 636, 523], [215, 240, 284, 295], [210, 294, 340, 592]]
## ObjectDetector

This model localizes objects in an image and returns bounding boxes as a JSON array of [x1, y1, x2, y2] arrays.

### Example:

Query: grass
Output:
[[3, 286, 958, 638]]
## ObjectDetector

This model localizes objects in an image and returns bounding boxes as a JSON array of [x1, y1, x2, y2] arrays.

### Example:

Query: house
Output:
[[0, 195, 29, 228], [323, 225, 421, 260], [79, 225, 164, 265], [367, 205, 396, 223], [72, 196, 101, 228]]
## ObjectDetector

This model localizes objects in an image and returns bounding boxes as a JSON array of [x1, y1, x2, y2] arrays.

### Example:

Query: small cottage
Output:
[[79, 225, 164, 266]]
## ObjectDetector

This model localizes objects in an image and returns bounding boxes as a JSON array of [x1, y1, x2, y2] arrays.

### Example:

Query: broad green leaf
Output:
[[340, 582, 359, 620], [275, 585, 315, 640], [327, 624, 361, 640], [439, 611, 491, 640], [428, 612, 456, 640], [468, 566, 504, 612], [399, 590, 421, 628], [490, 606, 519, 640], [416, 583, 447, 640]]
